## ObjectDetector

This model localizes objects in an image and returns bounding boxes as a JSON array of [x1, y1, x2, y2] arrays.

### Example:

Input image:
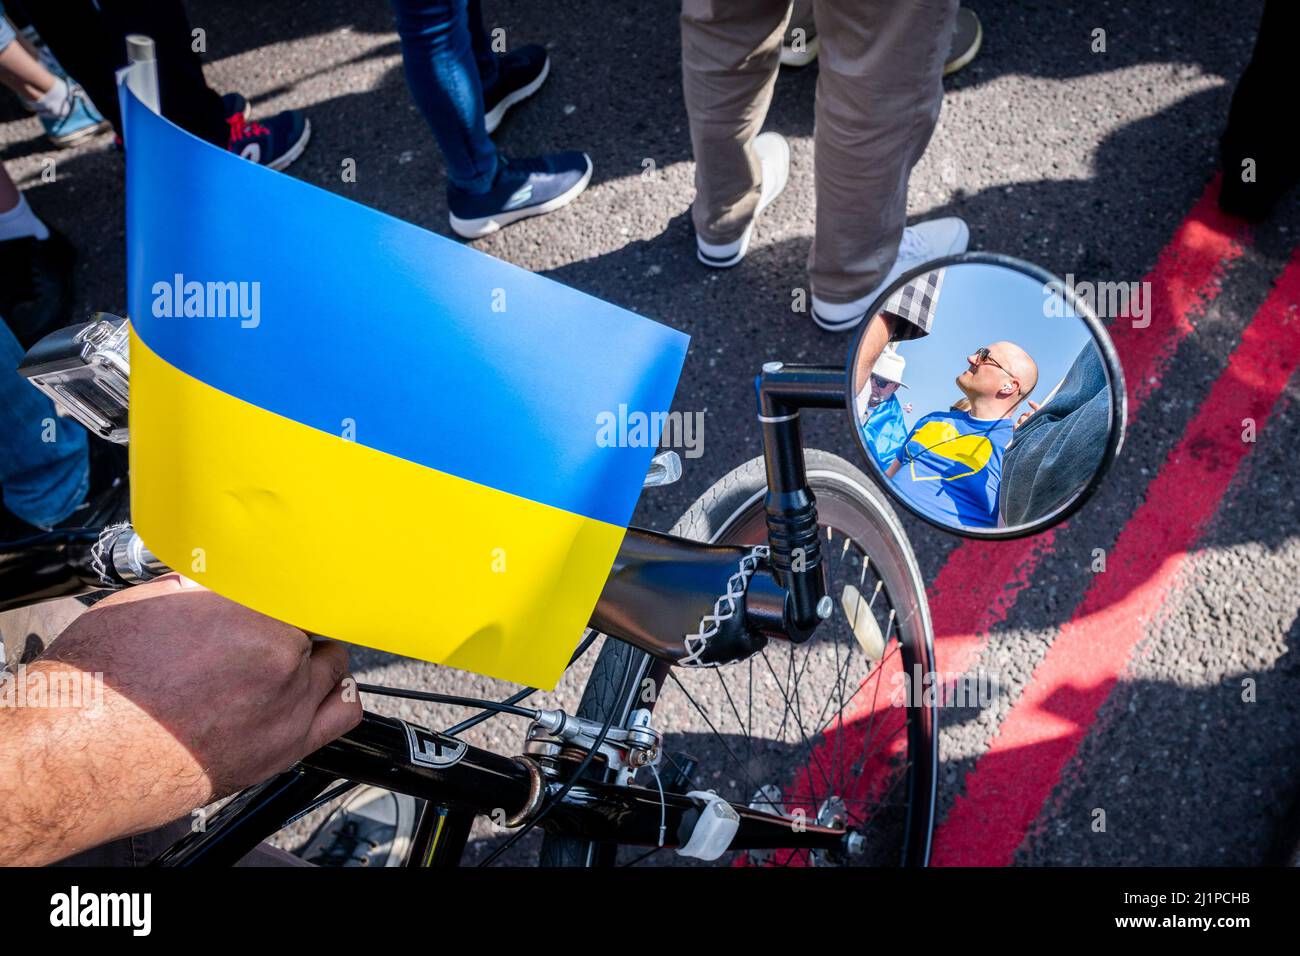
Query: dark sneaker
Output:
[[483, 44, 550, 134], [221, 92, 251, 124], [944, 8, 983, 76], [0, 460, 126, 612], [300, 786, 418, 867], [448, 151, 592, 238], [227, 109, 310, 171], [0, 228, 75, 350]]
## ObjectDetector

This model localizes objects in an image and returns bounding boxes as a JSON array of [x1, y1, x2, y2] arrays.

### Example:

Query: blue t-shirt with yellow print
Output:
[[892, 410, 1015, 528]]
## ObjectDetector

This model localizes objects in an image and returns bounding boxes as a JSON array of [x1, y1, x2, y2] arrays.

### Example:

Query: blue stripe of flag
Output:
[[123, 91, 689, 528]]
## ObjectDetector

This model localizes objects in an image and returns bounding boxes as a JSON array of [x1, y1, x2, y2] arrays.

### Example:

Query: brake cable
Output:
[[442, 630, 599, 736], [353, 629, 600, 736], [354, 685, 539, 720]]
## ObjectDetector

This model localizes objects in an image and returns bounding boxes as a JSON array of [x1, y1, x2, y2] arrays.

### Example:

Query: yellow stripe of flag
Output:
[[130, 330, 624, 688]]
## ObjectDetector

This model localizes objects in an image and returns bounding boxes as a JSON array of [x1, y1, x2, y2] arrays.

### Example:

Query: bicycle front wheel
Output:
[[539, 450, 937, 867]]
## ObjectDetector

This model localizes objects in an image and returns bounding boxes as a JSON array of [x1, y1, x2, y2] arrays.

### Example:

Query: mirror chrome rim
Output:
[[843, 251, 1128, 541]]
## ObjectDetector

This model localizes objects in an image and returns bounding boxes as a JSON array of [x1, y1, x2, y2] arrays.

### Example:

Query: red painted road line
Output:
[[931, 246, 1300, 866], [926, 180, 1249, 694]]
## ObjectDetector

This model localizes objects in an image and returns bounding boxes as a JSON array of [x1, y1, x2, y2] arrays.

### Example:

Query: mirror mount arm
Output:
[[756, 364, 847, 418], [755, 364, 847, 641]]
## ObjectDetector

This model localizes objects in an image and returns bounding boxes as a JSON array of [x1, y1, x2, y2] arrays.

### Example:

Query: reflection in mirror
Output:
[[849, 261, 1115, 535]]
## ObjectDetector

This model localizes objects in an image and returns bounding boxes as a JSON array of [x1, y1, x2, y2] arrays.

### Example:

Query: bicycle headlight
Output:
[[17, 313, 131, 444]]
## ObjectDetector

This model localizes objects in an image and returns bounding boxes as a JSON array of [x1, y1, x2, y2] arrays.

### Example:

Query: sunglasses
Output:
[[972, 346, 1007, 372], [972, 346, 1026, 396]]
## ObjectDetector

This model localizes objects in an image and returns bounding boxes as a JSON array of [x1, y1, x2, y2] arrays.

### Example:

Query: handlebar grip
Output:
[[97, 525, 170, 586]]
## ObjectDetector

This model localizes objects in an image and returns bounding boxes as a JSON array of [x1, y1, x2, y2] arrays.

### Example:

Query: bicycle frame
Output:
[[153, 711, 854, 866]]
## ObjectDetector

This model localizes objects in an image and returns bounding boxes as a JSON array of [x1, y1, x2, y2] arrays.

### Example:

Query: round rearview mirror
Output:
[[847, 252, 1126, 539]]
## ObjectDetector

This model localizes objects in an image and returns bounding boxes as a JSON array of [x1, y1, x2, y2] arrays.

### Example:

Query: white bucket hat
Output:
[[871, 345, 909, 388]]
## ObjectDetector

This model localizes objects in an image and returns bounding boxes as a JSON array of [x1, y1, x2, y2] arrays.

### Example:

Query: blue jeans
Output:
[[1, 321, 89, 528], [0, 9, 16, 54], [390, 0, 501, 193], [999, 343, 1111, 526]]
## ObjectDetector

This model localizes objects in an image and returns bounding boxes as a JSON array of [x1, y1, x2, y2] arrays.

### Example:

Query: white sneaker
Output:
[[696, 131, 790, 269], [811, 216, 970, 332]]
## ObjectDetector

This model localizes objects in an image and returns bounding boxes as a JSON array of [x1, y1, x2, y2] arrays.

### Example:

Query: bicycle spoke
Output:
[[667, 671, 769, 801], [759, 650, 834, 800], [711, 666, 756, 776], [812, 642, 902, 740], [850, 715, 911, 789]]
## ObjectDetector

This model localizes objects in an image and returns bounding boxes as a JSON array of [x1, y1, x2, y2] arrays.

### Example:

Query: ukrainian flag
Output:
[[121, 88, 688, 688]]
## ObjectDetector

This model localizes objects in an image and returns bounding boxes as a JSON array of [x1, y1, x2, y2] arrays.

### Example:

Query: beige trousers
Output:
[[681, 0, 958, 305]]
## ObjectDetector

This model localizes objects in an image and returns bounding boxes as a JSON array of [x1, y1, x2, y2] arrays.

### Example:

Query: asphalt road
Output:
[[3, 0, 1298, 866]]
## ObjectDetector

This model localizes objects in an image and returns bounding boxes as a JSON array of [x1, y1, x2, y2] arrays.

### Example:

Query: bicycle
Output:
[[6, 252, 1125, 867]]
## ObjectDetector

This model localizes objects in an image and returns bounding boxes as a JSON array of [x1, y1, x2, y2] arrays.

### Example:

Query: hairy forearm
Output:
[[0, 661, 211, 866], [853, 312, 899, 389]]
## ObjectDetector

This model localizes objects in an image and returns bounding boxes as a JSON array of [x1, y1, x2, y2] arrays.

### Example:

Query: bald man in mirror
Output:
[[885, 341, 1038, 528], [951, 341, 1038, 422]]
